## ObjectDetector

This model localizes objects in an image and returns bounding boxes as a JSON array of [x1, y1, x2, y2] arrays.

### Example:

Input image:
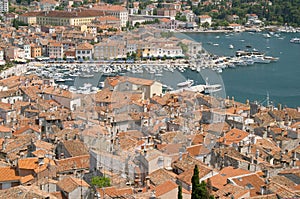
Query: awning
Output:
[[14, 58, 27, 63]]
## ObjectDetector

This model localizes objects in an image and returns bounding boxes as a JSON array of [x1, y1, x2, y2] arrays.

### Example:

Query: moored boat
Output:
[[177, 79, 194, 88], [290, 38, 300, 44]]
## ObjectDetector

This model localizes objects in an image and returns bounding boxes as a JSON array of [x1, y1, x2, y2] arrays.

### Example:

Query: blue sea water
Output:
[[179, 31, 300, 107]]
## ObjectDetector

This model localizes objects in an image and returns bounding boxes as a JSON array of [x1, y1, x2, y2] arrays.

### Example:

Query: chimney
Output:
[[187, 138, 192, 146], [145, 176, 150, 190], [255, 149, 259, 159], [246, 99, 249, 105], [149, 190, 156, 199], [278, 103, 282, 110], [20, 152, 25, 159], [260, 185, 266, 195], [2, 136, 8, 151], [38, 156, 45, 166]]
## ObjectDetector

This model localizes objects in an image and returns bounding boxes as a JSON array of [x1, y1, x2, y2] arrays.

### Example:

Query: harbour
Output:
[[7, 31, 300, 108]]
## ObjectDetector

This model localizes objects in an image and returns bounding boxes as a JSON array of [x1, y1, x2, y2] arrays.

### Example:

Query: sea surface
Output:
[[178, 31, 300, 108]]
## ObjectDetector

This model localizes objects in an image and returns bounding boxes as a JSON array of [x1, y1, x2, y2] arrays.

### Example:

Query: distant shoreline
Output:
[[177, 29, 233, 33]]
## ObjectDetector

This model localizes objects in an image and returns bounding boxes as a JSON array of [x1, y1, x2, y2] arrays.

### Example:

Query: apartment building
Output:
[[48, 42, 63, 59], [36, 10, 105, 26], [94, 40, 126, 60], [90, 5, 128, 27], [0, 0, 8, 13]]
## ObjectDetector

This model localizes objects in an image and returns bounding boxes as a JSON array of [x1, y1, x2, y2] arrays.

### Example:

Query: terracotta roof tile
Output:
[[231, 173, 265, 197], [97, 187, 134, 198], [57, 176, 89, 193], [76, 42, 93, 50], [0, 167, 20, 182], [55, 155, 89, 173], [60, 140, 89, 157], [154, 180, 177, 197], [148, 169, 177, 186], [222, 128, 249, 145]]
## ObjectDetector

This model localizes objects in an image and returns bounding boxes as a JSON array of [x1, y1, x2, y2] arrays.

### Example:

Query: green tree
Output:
[[191, 165, 214, 199], [201, 22, 210, 30], [91, 176, 111, 188], [177, 42, 188, 54], [178, 185, 183, 199], [191, 165, 200, 199]]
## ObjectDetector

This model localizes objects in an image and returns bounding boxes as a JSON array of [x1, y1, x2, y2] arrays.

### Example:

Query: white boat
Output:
[[216, 68, 222, 73], [251, 55, 271, 64], [55, 78, 66, 82], [203, 78, 222, 94], [80, 74, 94, 78], [204, 84, 222, 94], [229, 44, 234, 49], [213, 43, 219, 46], [263, 33, 271, 38], [177, 79, 194, 88], [64, 78, 74, 81], [264, 56, 279, 62], [290, 38, 300, 44]]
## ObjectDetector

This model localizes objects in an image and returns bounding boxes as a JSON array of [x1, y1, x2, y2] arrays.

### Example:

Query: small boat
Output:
[[64, 78, 74, 81], [264, 56, 279, 62], [251, 55, 271, 64], [290, 38, 300, 44], [213, 43, 219, 46], [229, 44, 234, 49], [216, 68, 222, 73], [263, 33, 271, 38], [80, 74, 94, 78], [204, 84, 222, 94], [55, 78, 66, 82], [177, 79, 194, 88], [203, 78, 222, 94], [162, 84, 173, 92]]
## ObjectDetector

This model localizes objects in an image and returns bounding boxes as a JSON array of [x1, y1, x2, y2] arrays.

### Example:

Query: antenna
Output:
[[266, 92, 270, 107]]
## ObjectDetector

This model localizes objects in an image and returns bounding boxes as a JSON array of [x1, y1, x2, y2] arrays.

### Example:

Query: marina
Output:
[[8, 31, 300, 107]]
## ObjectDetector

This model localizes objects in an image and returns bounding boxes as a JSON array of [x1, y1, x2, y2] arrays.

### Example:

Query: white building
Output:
[[48, 42, 63, 59], [0, 0, 8, 13], [199, 15, 212, 26], [156, 44, 184, 58], [91, 5, 128, 27], [104, 76, 163, 100], [23, 44, 31, 59], [39, 0, 60, 11], [75, 42, 93, 61], [0, 48, 5, 65]]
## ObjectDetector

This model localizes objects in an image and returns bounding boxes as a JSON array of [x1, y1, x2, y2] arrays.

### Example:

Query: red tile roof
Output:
[[0, 167, 20, 182], [57, 176, 89, 193], [154, 180, 177, 197]]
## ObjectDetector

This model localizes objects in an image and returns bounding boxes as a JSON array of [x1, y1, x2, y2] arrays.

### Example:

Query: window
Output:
[[246, 183, 254, 189]]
